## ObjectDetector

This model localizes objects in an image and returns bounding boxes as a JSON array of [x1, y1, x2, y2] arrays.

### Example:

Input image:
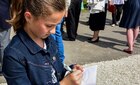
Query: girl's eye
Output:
[[46, 25, 55, 28], [45, 22, 61, 28]]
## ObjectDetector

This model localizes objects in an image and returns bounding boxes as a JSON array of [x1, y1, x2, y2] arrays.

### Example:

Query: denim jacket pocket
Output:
[[27, 61, 57, 84]]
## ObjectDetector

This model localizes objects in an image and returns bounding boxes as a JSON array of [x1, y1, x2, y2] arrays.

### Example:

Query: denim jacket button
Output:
[[52, 56, 56, 61]]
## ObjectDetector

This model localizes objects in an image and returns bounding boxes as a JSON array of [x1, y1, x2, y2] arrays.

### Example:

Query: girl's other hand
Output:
[[60, 64, 83, 85]]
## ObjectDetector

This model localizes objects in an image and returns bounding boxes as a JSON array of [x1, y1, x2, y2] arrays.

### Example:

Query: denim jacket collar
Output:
[[17, 29, 57, 56]]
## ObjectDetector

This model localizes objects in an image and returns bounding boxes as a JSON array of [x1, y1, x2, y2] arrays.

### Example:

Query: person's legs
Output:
[[74, 0, 82, 34], [126, 29, 134, 51], [90, 31, 99, 42], [0, 28, 11, 72], [66, 5, 76, 41], [116, 5, 123, 22], [0, 28, 11, 64], [66, 0, 82, 41], [93, 31, 99, 39], [124, 27, 139, 54], [133, 26, 139, 41], [111, 12, 116, 26]]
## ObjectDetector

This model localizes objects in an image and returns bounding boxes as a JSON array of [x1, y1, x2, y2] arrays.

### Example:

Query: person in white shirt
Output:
[[87, 0, 108, 43]]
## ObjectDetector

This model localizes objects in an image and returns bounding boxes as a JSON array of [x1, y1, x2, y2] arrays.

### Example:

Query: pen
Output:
[[64, 64, 73, 73]]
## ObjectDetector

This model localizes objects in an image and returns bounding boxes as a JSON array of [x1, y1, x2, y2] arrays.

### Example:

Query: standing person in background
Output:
[[51, 22, 65, 63], [2, 0, 83, 84], [109, 0, 124, 27], [51, 23, 65, 63], [0, 0, 11, 71], [51, 0, 71, 63], [119, 0, 140, 54], [65, 0, 82, 41], [87, 0, 108, 43]]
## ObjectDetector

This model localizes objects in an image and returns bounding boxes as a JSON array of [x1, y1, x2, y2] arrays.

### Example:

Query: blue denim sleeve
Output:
[[2, 55, 31, 85]]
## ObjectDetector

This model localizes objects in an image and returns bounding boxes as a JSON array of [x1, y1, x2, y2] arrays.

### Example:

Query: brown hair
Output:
[[8, 0, 66, 32]]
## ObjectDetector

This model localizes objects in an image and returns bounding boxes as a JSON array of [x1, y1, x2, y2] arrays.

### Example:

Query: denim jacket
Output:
[[2, 29, 66, 85]]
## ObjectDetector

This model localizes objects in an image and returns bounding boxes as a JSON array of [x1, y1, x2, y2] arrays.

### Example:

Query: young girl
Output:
[[2, 0, 83, 85]]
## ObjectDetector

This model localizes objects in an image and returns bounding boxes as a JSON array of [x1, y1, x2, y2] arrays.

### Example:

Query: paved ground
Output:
[[0, 11, 140, 84], [64, 11, 140, 65]]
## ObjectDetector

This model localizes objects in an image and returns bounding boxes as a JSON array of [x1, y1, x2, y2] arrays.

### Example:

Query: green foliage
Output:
[[81, 0, 88, 9], [83, 0, 87, 4]]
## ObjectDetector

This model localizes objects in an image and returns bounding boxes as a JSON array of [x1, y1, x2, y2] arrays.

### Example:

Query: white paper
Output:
[[81, 65, 97, 85]]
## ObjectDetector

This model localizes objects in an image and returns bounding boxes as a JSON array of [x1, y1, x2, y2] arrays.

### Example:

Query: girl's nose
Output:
[[50, 28, 56, 34]]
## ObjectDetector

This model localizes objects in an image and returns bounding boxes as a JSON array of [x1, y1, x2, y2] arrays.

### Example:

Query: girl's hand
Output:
[[73, 64, 84, 72], [60, 64, 83, 85]]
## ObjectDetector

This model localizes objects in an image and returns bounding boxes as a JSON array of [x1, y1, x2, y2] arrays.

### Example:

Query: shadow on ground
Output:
[[76, 34, 126, 51]]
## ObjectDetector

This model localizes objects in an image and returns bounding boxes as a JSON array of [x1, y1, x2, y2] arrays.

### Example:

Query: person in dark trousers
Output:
[[65, 0, 82, 41], [110, 0, 124, 27], [0, 0, 11, 72]]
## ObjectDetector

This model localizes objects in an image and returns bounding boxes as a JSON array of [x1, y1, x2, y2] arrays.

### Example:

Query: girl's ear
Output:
[[24, 11, 32, 23]]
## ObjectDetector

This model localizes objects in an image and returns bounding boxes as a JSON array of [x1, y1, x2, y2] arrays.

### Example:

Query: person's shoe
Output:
[[63, 37, 75, 41], [111, 24, 115, 27], [63, 37, 68, 40], [69, 38, 75, 41], [116, 21, 119, 25], [88, 37, 92, 40], [88, 37, 99, 43], [123, 49, 133, 54]]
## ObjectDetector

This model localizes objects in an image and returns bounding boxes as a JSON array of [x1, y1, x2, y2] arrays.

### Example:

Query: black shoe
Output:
[[69, 38, 75, 41], [88, 37, 92, 40], [88, 37, 99, 43], [63, 37, 68, 40], [123, 49, 133, 54], [63, 37, 75, 41]]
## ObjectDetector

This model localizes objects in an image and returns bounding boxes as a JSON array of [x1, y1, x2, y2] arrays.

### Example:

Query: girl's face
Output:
[[24, 11, 65, 40]]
